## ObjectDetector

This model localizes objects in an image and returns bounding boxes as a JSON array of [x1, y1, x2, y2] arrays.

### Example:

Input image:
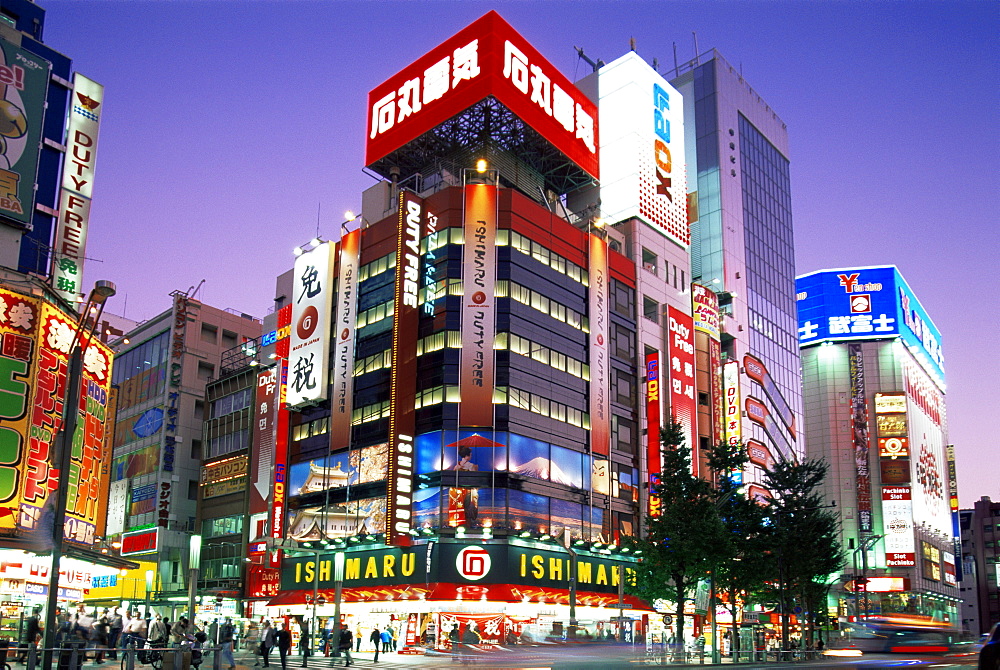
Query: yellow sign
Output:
[[201, 455, 249, 484]]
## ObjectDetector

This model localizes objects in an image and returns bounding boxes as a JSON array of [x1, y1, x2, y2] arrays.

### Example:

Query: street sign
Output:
[[613, 603, 633, 609], [742, 612, 760, 624], [662, 615, 673, 625]]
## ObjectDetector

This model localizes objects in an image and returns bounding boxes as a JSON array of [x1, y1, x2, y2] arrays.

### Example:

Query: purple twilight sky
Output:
[[38, 1, 997, 506]]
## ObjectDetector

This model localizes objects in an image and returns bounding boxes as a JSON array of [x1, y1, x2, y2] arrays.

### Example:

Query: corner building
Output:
[[266, 12, 666, 648], [797, 266, 958, 624]]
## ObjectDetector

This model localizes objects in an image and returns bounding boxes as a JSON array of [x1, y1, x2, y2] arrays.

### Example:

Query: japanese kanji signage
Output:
[[723, 360, 741, 447], [0, 289, 40, 530], [365, 11, 598, 180], [588, 234, 609, 458], [882, 486, 916, 567], [0, 36, 49, 228], [17, 302, 114, 545], [250, 367, 276, 516], [796, 266, 944, 389], [287, 242, 334, 408], [51, 74, 105, 303], [666, 306, 696, 472], [459, 183, 497, 429], [849, 343, 873, 534]]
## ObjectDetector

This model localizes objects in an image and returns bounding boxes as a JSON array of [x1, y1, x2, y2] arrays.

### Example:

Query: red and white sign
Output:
[[723, 361, 741, 446], [456, 546, 492, 581], [666, 307, 696, 470], [365, 11, 598, 180], [250, 367, 277, 516], [878, 436, 909, 459], [589, 234, 610, 457], [287, 242, 334, 407], [459, 183, 497, 428], [882, 486, 916, 567], [247, 566, 281, 599], [747, 440, 773, 469], [120, 528, 159, 556]]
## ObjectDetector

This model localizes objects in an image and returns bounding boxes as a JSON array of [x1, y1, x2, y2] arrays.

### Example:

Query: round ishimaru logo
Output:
[[341, 328, 350, 341], [456, 546, 491, 581], [296, 305, 319, 340], [471, 291, 487, 305]]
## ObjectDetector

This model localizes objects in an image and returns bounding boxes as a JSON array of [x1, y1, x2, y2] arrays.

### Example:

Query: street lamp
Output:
[[41, 281, 116, 670], [187, 534, 202, 621], [145, 569, 155, 618]]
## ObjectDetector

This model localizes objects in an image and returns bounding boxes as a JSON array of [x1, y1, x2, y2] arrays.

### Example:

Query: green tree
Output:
[[763, 458, 843, 650], [629, 420, 728, 655], [705, 440, 772, 660]]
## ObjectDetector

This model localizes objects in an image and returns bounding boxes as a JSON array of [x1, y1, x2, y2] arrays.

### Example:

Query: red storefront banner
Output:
[[250, 367, 277, 516], [709, 339, 724, 447], [588, 234, 610, 457], [331, 229, 360, 450], [666, 306, 696, 473], [386, 192, 422, 545], [270, 360, 289, 567], [459, 183, 497, 428], [645, 353, 662, 517], [365, 11, 598, 180]]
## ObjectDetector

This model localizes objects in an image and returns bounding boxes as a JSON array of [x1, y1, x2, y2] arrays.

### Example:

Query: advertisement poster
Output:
[[459, 183, 496, 428], [882, 486, 916, 567], [848, 343, 873, 534], [287, 243, 334, 407], [666, 307, 696, 469], [0, 37, 49, 228], [588, 234, 609, 457]]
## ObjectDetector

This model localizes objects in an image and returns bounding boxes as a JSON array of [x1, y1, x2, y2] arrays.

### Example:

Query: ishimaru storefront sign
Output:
[[280, 541, 637, 596]]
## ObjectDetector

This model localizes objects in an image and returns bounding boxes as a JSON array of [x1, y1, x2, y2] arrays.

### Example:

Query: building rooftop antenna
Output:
[[574, 46, 603, 73]]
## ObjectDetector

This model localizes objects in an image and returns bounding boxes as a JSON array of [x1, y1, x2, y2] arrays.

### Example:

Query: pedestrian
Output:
[[93, 613, 110, 663], [122, 611, 148, 652], [171, 617, 192, 648], [338, 625, 353, 667], [368, 627, 380, 663], [449, 625, 460, 662], [461, 623, 480, 664], [380, 628, 391, 653], [354, 626, 362, 653], [219, 617, 236, 670], [388, 625, 397, 652], [209, 620, 219, 650], [298, 623, 311, 667], [259, 621, 276, 668], [16, 606, 41, 662], [108, 608, 123, 660], [149, 615, 168, 646], [275, 623, 291, 670]]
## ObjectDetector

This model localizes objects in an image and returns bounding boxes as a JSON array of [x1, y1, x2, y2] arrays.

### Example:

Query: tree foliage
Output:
[[628, 420, 728, 650]]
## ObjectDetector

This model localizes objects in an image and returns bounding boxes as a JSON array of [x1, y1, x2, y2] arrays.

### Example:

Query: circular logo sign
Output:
[[341, 328, 350, 341], [471, 291, 487, 305], [296, 305, 319, 340], [456, 546, 491, 581]]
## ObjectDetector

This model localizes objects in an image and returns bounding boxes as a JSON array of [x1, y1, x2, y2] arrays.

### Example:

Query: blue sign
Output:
[[796, 266, 944, 387], [132, 407, 164, 438]]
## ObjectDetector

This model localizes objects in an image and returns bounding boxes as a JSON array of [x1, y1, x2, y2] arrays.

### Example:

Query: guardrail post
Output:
[[26, 643, 37, 670], [126, 642, 135, 670]]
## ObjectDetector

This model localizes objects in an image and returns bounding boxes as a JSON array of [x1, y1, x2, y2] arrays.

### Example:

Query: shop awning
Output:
[[268, 583, 652, 611]]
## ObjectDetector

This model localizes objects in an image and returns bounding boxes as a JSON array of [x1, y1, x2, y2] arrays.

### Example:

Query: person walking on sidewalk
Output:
[[109, 608, 123, 660], [368, 628, 380, 663], [219, 617, 236, 670], [259, 621, 276, 668], [337, 625, 353, 667], [354, 626, 362, 653], [275, 623, 291, 670]]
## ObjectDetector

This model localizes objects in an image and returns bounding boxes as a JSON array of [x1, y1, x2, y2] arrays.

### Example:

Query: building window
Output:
[[202, 515, 244, 538], [188, 480, 199, 500], [643, 296, 659, 323], [191, 439, 202, 459], [641, 248, 658, 275], [197, 361, 214, 381], [211, 388, 253, 418], [221, 330, 238, 349], [201, 323, 218, 344]]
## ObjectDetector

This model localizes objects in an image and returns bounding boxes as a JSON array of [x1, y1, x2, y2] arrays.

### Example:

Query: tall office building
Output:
[[670, 51, 803, 487], [797, 266, 958, 623], [959, 497, 1000, 634]]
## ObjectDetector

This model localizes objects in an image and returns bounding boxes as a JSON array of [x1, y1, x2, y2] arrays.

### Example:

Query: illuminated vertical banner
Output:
[[459, 183, 497, 428], [588, 234, 610, 457], [645, 353, 662, 517], [0, 289, 40, 529], [666, 306, 696, 471], [882, 486, 916, 567], [848, 343, 873, 534], [331, 229, 360, 450], [691, 285, 724, 447], [250, 367, 277, 516], [946, 445, 959, 536], [723, 361, 741, 446], [270, 360, 289, 568], [52, 74, 104, 303], [386, 192, 423, 546], [287, 242, 335, 408]]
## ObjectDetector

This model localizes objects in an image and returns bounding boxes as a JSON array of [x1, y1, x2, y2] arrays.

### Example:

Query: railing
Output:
[[18, 642, 226, 670]]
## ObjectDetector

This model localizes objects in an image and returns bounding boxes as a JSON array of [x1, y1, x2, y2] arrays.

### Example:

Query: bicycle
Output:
[[122, 639, 164, 670]]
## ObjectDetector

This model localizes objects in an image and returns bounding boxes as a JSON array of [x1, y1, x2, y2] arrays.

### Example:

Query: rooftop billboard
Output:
[[365, 11, 598, 180], [796, 266, 944, 389]]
